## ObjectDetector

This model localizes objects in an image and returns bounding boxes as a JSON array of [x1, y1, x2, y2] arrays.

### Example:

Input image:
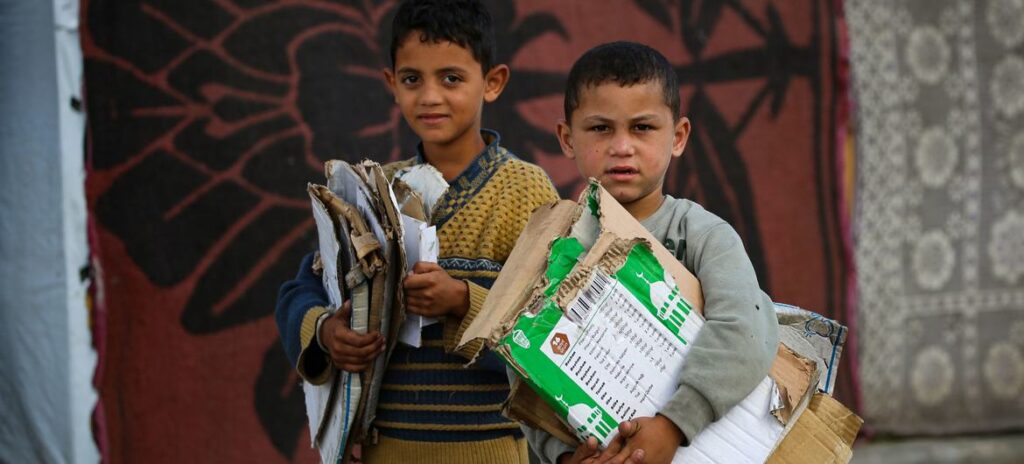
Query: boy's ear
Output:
[[556, 119, 575, 160], [382, 68, 397, 101], [672, 116, 691, 158], [483, 64, 510, 103]]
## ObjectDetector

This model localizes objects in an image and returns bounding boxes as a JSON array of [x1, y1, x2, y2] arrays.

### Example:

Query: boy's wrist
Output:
[[314, 311, 331, 352], [451, 279, 470, 319], [654, 413, 686, 445]]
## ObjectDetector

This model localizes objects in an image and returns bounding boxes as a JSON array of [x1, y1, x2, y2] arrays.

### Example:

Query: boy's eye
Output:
[[400, 75, 420, 85], [588, 125, 610, 133], [634, 124, 654, 132], [442, 74, 463, 85]]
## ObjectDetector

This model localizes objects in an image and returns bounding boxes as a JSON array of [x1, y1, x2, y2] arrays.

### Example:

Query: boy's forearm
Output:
[[664, 224, 779, 443], [275, 252, 333, 379]]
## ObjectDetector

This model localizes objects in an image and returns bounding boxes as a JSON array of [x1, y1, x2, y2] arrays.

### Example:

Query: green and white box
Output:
[[500, 235, 703, 446]]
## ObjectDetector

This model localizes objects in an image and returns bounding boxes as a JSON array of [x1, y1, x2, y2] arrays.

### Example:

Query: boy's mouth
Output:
[[417, 113, 449, 125], [605, 166, 639, 180]]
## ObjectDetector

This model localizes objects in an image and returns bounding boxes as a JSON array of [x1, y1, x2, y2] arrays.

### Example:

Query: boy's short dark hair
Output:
[[564, 41, 681, 121], [389, 0, 497, 72]]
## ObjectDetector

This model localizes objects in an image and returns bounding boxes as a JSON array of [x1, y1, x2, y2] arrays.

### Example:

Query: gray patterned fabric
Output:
[[848, 0, 1024, 435]]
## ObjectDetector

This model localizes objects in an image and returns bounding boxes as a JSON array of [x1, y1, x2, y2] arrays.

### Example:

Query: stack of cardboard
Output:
[[304, 160, 428, 463], [459, 182, 862, 463]]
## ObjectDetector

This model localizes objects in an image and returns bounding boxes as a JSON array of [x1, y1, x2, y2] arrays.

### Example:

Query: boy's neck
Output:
[[623, 192, 666, 222], [421, 129, 488, 182]]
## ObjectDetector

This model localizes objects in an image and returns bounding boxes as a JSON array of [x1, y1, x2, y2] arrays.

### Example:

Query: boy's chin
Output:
[[602, 185, 644, 206]]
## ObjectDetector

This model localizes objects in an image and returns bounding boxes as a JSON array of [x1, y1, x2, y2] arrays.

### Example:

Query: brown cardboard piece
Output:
[[460, 182, 862, 462], [770, 344, 818, 424], [459, 184, 705, 353], [766, 393, 863, 463]]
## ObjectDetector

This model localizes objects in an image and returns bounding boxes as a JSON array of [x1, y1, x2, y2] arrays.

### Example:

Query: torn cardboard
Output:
[[302, 160, 411, 463], [775, 304, 848, 395], [305, 183, 377, 464], [766, 393, 863, 464], [461, 182, 860, 463], [460, 182, 704, 354]]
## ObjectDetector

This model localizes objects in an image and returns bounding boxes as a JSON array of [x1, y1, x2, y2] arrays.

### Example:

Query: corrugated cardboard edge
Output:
[[766, 393, 863, 464], [457, 200, 580, 354], [590, 183, 704, 314], [769, 344, 818, 424]]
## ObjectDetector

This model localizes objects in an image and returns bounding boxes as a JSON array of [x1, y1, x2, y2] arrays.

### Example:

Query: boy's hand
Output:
[[557, 437, 601, 464], [403, 262, 470, 319], [587, 430, 643, 464], [598, 415, 682, 464], [319, 300, 385, 372]]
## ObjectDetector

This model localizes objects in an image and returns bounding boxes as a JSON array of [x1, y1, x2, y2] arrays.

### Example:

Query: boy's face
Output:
[[384, 35, 509, 155], [558, 81, 690, 220]]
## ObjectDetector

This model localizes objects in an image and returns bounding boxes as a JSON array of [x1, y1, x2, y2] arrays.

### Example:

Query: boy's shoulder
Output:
[[651, 196, 727, 230], [644, 195, 735, 247], [492, 148, 551, 183]]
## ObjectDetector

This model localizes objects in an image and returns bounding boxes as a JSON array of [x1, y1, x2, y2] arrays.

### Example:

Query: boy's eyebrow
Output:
[[580, 114, 664, 124], [395, 66, 421, 74], [435, 66, 469, 74], [630, 114, 663, 122], [581, 115, 613, 124]]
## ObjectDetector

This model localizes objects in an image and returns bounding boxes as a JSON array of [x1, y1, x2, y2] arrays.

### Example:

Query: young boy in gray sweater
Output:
[[526, 41, 780, 464]]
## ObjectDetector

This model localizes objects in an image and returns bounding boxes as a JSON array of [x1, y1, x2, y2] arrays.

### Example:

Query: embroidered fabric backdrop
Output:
[[82, 0, 850, 461], [849, 0, 1024, 435]]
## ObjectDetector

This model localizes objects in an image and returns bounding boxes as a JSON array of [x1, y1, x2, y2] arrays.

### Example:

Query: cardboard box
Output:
[[766, 393, 863, 463], [460, 182, 861, 463]]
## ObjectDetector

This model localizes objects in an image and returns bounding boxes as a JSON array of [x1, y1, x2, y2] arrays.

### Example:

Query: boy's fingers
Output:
[[412, 261, 443, 274], [335, 339, 383, 359], [404, 273, 434, 290], [608, 445, 645, 464], [337, 330, 381, 348], [331, 301, 352, 326], [624, 449, 645, 464], [337, 361, 369, 373], [577, 438, 600, 460], [600, 435, 624, 458]]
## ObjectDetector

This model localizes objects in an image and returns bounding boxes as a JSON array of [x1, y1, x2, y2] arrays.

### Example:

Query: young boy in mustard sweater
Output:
[[275, 1, 558, 462], [524, 41, 779, 464]]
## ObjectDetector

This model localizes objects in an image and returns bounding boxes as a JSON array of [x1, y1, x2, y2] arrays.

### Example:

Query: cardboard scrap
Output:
[[305, 183, 374, 464], [766, 394, 863, 464], [302, 160, 412, 463], [775, 304, 848, 395], [461, 181, 861, 463], [393, 163, 446, 346], [769, 344, 817, 424]]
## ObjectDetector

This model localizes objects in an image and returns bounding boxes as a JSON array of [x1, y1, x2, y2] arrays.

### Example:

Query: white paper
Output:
[[394, 163, 449, 216], [398, 215, 440, 347], [304, 188, 363, 464], [674, 376, 784, 463]]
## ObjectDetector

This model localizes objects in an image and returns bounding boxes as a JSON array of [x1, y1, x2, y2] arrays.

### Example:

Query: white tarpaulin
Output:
[[0, 0, 96, 462]]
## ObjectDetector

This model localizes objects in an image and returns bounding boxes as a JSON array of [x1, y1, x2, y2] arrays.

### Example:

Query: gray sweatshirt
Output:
[[522, 195, 779, 463]]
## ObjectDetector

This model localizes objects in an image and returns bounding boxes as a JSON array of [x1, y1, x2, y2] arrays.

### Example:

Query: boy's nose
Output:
[[608, 134, 636, 156], [417, 82, 443, 106]]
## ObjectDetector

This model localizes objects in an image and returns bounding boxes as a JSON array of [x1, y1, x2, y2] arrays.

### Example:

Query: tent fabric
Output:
[[849, 0, 1024, 435], [1, 0, 95, 462], [81, 0, 851, 460]]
